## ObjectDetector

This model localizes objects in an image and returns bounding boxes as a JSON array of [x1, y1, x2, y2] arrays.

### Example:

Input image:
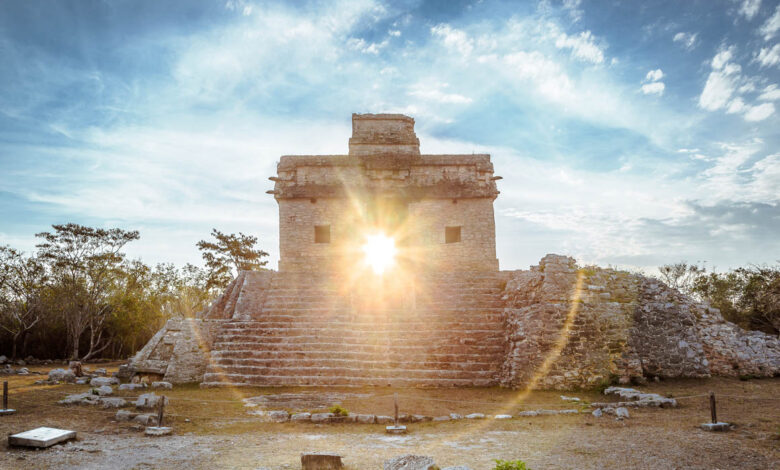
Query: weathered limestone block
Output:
[[384, 455, 439, 470], [301, 452, 344, 470]]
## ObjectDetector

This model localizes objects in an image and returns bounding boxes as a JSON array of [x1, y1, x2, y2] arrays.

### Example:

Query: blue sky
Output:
[[1, 0, 779, 272]]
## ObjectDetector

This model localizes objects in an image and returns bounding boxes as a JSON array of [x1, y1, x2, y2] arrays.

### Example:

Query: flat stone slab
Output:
[[0, 409, 17, 415], [386, 425, 407, 434], [301, 452, 343, 469], [244, 392, 371, 411], [144, 426, 172, 436], [701, 422, 731, 432], [8, 427, 77, 448]]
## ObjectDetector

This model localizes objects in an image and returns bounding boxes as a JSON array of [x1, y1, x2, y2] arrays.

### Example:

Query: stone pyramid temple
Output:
[[127, 114, 780, 388]]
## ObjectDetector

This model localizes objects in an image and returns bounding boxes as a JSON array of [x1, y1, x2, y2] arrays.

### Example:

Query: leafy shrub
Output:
[[493, 459, 528, 470], [328, 404, 348, 416]]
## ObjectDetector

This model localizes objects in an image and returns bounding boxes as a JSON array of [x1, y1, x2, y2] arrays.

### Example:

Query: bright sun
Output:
[[361, 233, 397, 275]]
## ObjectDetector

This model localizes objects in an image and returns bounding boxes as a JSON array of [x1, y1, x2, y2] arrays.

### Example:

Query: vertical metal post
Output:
[[394, 393, 399, 426], [157, 395, 166, 427], [709, 391, 717, 424], [2, 381, 7, 410]]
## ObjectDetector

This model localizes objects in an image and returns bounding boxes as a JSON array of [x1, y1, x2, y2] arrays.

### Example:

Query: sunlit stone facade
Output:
[[270, 113, 501, 272]]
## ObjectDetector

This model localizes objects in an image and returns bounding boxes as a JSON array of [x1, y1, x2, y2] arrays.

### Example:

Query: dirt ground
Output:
[[1, 363, 778, 469]]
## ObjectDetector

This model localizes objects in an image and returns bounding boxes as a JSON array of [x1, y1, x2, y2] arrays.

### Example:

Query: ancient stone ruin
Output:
[[128, 114, 780, 388]]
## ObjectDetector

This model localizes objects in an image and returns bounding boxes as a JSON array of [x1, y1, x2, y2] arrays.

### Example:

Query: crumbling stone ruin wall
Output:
[[499, 254, 780, 389], [128, 318, 221, 383]]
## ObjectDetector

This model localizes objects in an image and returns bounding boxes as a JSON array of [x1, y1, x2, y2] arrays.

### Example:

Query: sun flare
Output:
[[361, 233, 397, 275]]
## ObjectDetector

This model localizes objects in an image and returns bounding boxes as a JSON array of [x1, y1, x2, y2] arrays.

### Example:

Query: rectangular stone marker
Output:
[[8, 427, 77, 448]]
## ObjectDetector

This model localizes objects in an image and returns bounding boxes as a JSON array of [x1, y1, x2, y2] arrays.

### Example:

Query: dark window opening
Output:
[[314, 225, 331, 243], [445, 226, 461, 244]]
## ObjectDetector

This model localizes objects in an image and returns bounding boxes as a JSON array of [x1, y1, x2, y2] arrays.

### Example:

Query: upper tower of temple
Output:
[[269, 113, 500, 273]]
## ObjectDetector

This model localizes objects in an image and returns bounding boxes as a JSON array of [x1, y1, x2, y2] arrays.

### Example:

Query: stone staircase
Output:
[[201, 271, 508, 387]]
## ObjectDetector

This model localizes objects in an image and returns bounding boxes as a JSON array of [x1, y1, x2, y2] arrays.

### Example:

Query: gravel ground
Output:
[[1, 372, 778, 469], [2, 411, 778, 469]]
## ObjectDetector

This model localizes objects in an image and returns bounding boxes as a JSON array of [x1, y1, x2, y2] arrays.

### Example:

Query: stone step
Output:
[[205, 365, 497, 380], [216, 321, 503, 331], [210, 342, 505, 355], [201, 374, 497, 387], [251, 307, 505, 316], [211, 333, 504, 348], [215, 327, 503, 337], [210, 349, 504, 362], [209, 357, 499, 371]]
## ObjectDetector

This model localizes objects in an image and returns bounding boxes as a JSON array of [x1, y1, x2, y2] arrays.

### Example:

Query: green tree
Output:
[[196, 229, 268, 290], [0, 246, 48, 359], [36, 223, 140, 360]]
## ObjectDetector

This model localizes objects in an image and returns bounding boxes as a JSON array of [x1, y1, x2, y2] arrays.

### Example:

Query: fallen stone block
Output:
[[100, 397, 127, 409], [90, 377, 119, 387], [135, 393, 168, 410], [465, 413, 485, 419], [115, 410, 137, 421], [311, 412, 335, 423], [291, 412, 312, 423], [119, 383, 146, 391], [93, 385, 113, 396], [268, 410, 289, 422], [8, 427, 76, 448], [592, 408, 603, 418], [384, 454, 438, 470], [516, 411, 538, 417], [355, 414, 375, 424], [449, 413, 463, 420], [301, 452, 343, 469], [59, 392, 97, 406], [700, 422, 731, 432], [93, 368, 107, 376], [386, 425, 407, 434], [376, 415, 394, 424], [48, 368, 76, 383], [133, 414, 158, 426], [152, 381, 172, 390], [559, 409, 579, 415], [615, 407, 630, 419], [145, 426, 172, 436], [494, 414, 512, 419], [432, 416, 451, 422]]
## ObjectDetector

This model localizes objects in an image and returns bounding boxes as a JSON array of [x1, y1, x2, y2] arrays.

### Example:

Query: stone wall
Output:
[[407, 198, 498, 271], [499, 254, 780, 389]]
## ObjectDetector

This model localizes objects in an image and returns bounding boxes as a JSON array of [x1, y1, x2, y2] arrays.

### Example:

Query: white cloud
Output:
[[430, 24, 474, 57], [407, 83, 473, 104], [758, 84, 780, 100], [759, 4, 780, 40], [712, 46, 736, 69], [641, 82, 665, 96], [388, 29, 401, 37], [699, 69, 738, 110], [554, 30, 605, 64], [739, 0, 762, 20], [727, 97, 747, 113], [645, 68, 664, 82], [755, 44, 780, 67], [347, 37, 388, 54], [744, 102, 775, 121], [562, 0, 584, 22], [673, 32, 698, 50]]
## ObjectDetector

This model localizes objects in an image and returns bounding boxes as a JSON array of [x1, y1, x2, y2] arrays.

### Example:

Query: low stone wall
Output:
[[499, 254, 780, 389]]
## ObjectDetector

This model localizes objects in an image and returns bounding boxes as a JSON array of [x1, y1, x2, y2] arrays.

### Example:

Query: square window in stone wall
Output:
[[314, 225, 331, 244], [445, 226, 461, 244]]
